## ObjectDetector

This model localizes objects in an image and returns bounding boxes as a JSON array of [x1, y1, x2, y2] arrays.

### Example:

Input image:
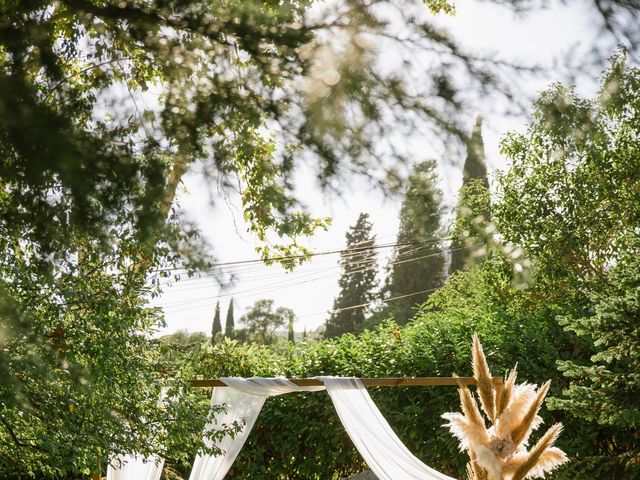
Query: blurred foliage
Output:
[[0, 0, 506, 269], [496, 0, 640, 61]]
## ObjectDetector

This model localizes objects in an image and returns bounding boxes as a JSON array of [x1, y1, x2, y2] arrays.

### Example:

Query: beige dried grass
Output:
[[510, 423, 566, 480], [454, 374, 486, 429], [472, 334, 496, 423], [494, 383, 537, 441], [467, 451, 489, 480], [496, 367, 517, 418], [511, 381, 550, 447], [443, 335, 568, 480]]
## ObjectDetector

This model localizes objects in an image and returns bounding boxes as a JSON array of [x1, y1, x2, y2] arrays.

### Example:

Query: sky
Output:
[[152, 0, 607, 336]]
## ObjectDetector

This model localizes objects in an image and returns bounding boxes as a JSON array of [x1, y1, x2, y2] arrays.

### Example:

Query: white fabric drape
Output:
[[319, 376, 455, 480], [106, 455, 164, 480], [109, 377, 455, 480], [189, 377, 324, 480]]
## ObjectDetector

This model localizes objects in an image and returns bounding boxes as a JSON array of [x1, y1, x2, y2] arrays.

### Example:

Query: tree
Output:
[[495, 50, 640, 476], [240, 299, 294, 345], [288, 313, 295, 344], [449, 115, 491, 275], [211, 301, 222, 345], [0, 246, 229, 478], [325, 213, 378, 337], [549, 238, 640, 478], [495, 50, 640, 293], [3, 0, 638, 475], [383, 160, 446, 324], [1, 1, 497, 473], [225, 300, 235, 339], [161, 330, 208, 346]]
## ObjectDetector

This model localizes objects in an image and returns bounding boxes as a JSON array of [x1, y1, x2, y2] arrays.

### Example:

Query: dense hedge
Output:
[[166, 261, 601, 479]]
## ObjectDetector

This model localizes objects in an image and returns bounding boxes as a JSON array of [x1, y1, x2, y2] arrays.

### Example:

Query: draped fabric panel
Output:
[[319, 377, 455, 480], [189, 377, 324, 480], [106, 455, 164, 480], [108, 377, 455, 480]]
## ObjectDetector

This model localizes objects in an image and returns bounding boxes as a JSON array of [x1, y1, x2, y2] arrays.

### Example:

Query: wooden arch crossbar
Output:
[[189, 377, 503, 388]]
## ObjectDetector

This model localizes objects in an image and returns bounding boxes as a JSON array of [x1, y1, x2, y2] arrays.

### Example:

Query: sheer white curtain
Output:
[[106, 455, 164, 480], [319, 377, 456, 480], [189, 377, 324, 480], [108, 377, 455, 480]]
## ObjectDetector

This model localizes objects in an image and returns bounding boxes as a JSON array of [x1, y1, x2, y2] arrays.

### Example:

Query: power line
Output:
[[314, 286, 441, 317], [159, 245, 459, 312], [155, 241, 425, 291], [154, 237, 451, 288], [158, 244, 451, 308], [152, 237, 451, 275]]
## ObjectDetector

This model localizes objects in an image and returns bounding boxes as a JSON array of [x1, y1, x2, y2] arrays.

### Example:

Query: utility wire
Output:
[[155, 237, 451, 287], [153, 237, 451, 275], [160, 245, 460, 312], [304, 285, 442, 318], [159, 244, 450, 308], [156, 241, 433, 291]]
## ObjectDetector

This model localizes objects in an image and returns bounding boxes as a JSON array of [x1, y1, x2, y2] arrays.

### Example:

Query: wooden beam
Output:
[[189, 377, 503, 388]]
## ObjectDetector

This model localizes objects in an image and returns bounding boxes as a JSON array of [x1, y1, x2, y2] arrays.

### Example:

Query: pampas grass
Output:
[[472, 334, 496, 423], [511, 382, 550, 447], [442, 336, 569, 480], [496, 367, 517, 418], [455, 374, 485, 429]]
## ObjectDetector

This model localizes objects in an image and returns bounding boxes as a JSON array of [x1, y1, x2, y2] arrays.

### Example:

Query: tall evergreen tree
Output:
[[211, 301, 222, 345], [287, 311, 295, 343], [384, 160, 445, 325], [325, 213, 378, 338], [224, 299, 235, 338], [450, 116, 491, 275], [549, 238, 640, 477]]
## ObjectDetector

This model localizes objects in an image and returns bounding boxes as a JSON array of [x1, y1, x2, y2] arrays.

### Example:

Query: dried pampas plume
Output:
[[442, 335, 568, 480]]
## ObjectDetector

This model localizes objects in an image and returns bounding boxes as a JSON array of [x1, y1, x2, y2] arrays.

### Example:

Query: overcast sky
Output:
[[152, 0, 607, 336]]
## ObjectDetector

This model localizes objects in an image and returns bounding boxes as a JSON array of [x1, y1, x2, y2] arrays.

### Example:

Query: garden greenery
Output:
[[1, 0, 640, 477], [162, 53, 640, 480]]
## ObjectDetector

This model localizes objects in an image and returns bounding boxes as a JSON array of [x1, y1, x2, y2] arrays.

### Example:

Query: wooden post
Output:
[[189, 377, 503, 388]]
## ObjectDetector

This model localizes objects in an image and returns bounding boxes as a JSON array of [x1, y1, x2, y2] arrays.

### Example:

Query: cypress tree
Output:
[[450, 115, 491, 275], [288, 313, 295, 343], [211, 301, 222, 345], [325, 213, 378, 338], [224, 299, 235, 338], [384, 160, 445, 325]]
